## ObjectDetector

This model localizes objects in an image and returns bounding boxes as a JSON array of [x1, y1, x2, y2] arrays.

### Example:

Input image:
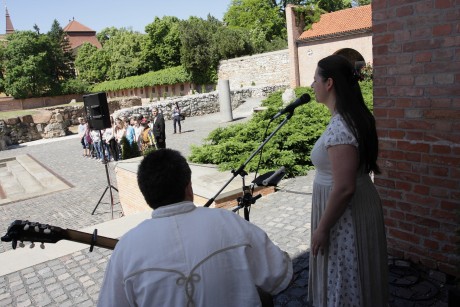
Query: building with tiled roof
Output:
[[63, 19, 102, 54], [286, 4, 372, 87], [0, 7, 14, 42]]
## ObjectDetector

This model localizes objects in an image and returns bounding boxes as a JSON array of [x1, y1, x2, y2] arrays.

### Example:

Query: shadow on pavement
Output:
[[274, 250, 310, 306]]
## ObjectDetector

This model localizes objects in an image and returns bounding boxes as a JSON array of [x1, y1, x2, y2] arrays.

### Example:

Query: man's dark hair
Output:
[[137, 149, 192, 209]]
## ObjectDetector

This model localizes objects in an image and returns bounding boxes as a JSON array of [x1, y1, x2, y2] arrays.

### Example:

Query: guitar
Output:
[[1, 220, 118, 251], [1, 220, 274, 307]]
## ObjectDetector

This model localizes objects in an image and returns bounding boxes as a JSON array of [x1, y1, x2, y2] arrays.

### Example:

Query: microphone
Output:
[[272, 93, 311, 120], [262, 166, 286, 186]]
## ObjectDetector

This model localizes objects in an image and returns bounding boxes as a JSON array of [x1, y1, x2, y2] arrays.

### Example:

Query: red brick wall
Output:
[[0, 94, 83, 111], [372, 0, 460, 275]]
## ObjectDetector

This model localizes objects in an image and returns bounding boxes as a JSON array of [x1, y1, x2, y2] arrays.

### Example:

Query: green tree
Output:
[[179, 16, 222, 84], [214, 26, 254, 60], [304, 0, 352, 12], [145, 16, 182, 70], [75, 42, 109, 83], [1, 31, 54, 98], [96, 27, 120, 46], [224, 0, 287, 53], [47, 19, 76, 95], [103, 29, 150, 80]]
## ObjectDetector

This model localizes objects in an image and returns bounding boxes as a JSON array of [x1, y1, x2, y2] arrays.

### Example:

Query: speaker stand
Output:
[[91, 131, 124, 219]]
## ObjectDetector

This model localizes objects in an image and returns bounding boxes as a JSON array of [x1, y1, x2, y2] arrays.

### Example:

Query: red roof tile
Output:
[[63, 19, 102, 50], [63, 20, 95, 33], [6, 7, 14, 34], [298, 5, 371, 41], [66, 35, 102, 50]]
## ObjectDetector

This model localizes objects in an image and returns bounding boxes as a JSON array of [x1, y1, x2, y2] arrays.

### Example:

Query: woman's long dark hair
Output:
[[317, 54, 380, 174]]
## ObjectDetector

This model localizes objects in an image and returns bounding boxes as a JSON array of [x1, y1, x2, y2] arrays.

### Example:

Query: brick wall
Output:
[[0, 94, 83, 112], [372, 0, 460, 275]]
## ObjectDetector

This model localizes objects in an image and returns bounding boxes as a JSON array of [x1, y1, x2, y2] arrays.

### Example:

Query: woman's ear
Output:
[[326, 77, 334, 91]]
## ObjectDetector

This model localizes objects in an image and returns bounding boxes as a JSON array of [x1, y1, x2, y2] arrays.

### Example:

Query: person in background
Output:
[[149, 107, 166, 148], [90, 129, 103, 162], [114, 118, 125, 160], [133, 116, 144, 151], [105, 116, 119, 161], [78, 117, 90, 157], [124, 117, 135, 145], [172, 102, 182, 134], [140, 118, 155, 152], [97, 149, 293, 307], [308, 54, 388, 307]]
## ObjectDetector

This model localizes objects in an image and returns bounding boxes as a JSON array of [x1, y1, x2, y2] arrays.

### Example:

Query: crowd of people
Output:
[[94, 55, 388, 306], [77, 103, 179, 162]]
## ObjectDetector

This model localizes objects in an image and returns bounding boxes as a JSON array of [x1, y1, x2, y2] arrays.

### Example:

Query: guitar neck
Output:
[[63, 229, 118, 250]]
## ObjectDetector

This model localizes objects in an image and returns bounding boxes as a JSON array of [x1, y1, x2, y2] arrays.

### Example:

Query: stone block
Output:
[[5, 117, 19, 125], [19, 115, 34, 124], [32, 110, 53, 124], [54, 113, 64, 122]]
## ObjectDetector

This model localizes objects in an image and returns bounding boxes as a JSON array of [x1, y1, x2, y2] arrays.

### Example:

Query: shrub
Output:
[[120, 136, 140, 160], [189, 82, 373, 178]]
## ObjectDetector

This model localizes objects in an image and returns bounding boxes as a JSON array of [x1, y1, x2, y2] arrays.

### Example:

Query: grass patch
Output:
[[0, 102, 83, 120]]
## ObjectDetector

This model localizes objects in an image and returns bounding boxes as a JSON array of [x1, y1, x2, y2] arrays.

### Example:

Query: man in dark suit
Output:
[[149, 107, 166, 149]]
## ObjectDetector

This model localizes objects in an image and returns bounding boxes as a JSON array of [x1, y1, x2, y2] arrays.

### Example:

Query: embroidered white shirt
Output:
[[97, 201, 292, 307]]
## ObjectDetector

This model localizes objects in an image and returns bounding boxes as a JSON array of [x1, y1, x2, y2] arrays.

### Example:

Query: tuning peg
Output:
[[40, 243, 45, 249], [44, 228, 51, 235], [24, 224, 29, 231], [34, 226, 39, 232], [30, 242, 35, 248]]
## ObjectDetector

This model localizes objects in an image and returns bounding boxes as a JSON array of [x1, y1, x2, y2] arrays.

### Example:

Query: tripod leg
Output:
[[92, 186, 109, 215]]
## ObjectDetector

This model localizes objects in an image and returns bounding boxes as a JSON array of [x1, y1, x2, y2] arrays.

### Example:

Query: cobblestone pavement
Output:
[[0, 99, 452, 306]]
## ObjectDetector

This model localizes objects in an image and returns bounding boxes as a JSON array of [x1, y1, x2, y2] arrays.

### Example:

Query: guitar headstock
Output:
[[1, 220, 64, 249]]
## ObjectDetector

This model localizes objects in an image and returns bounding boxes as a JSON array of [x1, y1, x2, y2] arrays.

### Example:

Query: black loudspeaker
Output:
[[83, 92, 111, 130]]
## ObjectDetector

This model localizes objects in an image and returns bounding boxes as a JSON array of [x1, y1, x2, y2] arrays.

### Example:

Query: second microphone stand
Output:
[[204, 112, 294, 221]]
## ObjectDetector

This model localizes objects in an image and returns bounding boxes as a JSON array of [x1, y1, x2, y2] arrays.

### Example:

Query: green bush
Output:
[[142, 145, 156, 157], [189, 82, 373, 178], [120, 136, 140, 160]]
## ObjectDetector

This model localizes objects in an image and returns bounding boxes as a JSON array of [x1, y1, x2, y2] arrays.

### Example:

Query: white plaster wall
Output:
[[297, 34, 373, 86]]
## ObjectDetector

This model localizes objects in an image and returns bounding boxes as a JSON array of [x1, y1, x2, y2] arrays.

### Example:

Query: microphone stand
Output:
[[204, 112, 294, 221]]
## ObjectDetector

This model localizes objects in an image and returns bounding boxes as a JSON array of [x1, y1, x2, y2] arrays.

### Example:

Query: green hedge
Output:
[[189, 81, 373, 178], [91, 66, 192, 93]]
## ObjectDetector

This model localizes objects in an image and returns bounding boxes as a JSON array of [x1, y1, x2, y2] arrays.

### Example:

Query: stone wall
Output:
[[218, 50, 290, 89], [112, 85, 286, 122]]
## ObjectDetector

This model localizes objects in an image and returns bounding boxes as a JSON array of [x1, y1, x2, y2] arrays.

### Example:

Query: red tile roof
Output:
[[6, 8, 14, 34], [63, 20, 95, 33], [63, 19, 102, 50], [298, 5, 371, 41], [66, 35, 102, 50]]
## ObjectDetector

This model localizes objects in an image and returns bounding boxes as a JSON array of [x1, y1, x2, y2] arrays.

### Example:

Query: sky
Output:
[[2, 0, 233, 34]]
